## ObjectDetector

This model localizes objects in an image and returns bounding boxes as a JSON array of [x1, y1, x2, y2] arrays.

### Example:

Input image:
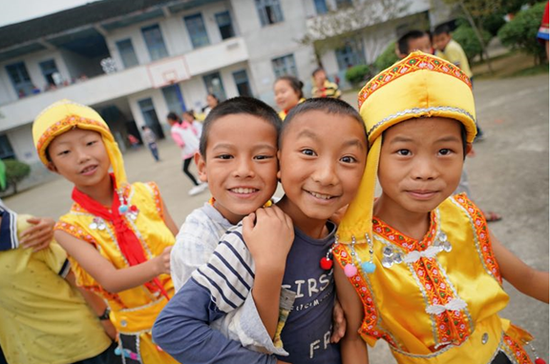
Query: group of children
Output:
[[1, 49, 547, 364]]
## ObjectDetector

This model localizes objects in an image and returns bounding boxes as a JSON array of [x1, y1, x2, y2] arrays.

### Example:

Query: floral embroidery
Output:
[[502, 334, 533, 364], [358, 53, 472, 110], [453, 194, 502, 283], [36, 115, 109, 163], [147, 182, 163, 218], [332, 244, 397, 347]]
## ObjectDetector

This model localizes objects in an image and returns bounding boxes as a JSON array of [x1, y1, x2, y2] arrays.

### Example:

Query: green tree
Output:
[[374, 41, 399, 71], [452, 22, 492, 63], [498, 2, 547, 64], [4, 159, 31, 194], [345, 64, 375, 87]]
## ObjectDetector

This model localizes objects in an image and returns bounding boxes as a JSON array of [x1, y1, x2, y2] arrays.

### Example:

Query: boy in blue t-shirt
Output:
[[154, 98, 368, 363]]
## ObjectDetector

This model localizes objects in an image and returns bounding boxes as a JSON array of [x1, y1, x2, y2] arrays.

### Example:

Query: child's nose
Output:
[[411, 157, 438, 180], [233, 159, 255, 178], [312, 161, 338, 186]]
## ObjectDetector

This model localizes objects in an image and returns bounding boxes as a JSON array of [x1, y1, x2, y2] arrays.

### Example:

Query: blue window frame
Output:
[[138, 98, 165, 139], [162, 84, 187, 115], [0, 135, 15, 160], [116, 39, 139, 68], [6, 62, 33, 97], [215, 11, 235, 40], [271, 54, 297, 78], [203, 72, 227, 101], [232, 70, 253, 97], [335, 39, 365, 71], [141, 24, 169, 61], [314, 0, 328, 14], [184, 14, 210, 48], [255, 0, 284, 26], [39, 59, 59, 87]]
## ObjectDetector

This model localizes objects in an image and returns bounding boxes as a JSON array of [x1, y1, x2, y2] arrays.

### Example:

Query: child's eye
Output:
[[301, 149, 316, 156], [216, 154, 233, 160], [57, 150, 70, 156], [396, 149, 411, 156], [340, 156, 358, 163], [254, 155, 274, 160], [439, 148, 453, 156], [87, 140, 98, 146]]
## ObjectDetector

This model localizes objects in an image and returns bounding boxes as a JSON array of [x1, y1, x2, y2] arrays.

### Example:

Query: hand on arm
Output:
[[491, 231, 549, 303], [334, 263, 369, 364], [20, 216, 55, 251], [331, 299, 347, 343], [243, 205, 294, 339], [55, 230, 171, 293]]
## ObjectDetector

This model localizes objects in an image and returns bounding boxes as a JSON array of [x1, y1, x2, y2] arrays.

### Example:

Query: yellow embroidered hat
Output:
[[337, 51, 477, 244], [32, 99, 127, 186]]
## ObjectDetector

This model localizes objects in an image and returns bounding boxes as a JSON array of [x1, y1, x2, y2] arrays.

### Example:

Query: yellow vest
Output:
[[334, 194, 533, 364], [56, 182, 178, 364]]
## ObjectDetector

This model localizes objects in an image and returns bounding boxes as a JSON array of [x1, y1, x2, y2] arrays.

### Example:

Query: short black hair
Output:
[[275, 76, 304, 99], [397, 30, 429, 55], [312, 67, 325, 77], [167, 112, 179, 121], [141, 125, 147, 130], [433, 24, 451, 36], [279, 98, 366, 148], [199, 96, 282, 157]]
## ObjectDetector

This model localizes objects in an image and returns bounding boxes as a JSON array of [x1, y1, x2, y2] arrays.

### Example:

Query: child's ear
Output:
[[194, 152, 208, 182], [47, 162, 59, 174], [465, 143, 473, 156], [276, 150, 281, 180]]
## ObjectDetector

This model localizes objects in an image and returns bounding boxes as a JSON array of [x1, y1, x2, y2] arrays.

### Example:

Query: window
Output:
[[335, 0, 353, 9], [255, 0, 284, 26], [39, 59, 59, 87], [335, 39, 365, 71], [215, 11, 235, 40], [271, 54, 297, 78], [116, 39, 139, 68], [142, 24, 169, 61], [162, 84, 187, 115], [314, 0, 328, 14], [0, 135, 15, 160], [5, 62, 33, 97], [138, 98, 165, 139], [233, 70, 253, 97], [203, 72, 227, 101], [184, 14, 210, 48]]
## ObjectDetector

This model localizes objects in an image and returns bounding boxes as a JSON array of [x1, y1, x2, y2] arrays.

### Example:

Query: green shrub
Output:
[[345, 64, 374, 87], [452, 24, 492, 63], [4, 159, 30, 193], [374, 41, 399, 72], [498, 2, 547, 64]]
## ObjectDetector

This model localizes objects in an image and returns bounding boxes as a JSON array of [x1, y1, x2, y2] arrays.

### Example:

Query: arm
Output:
[[66, 270, 117, 340], [54, 230, 171, 293], [19, 216, 55, 251], [334, 263, 369, 364], [491, 231, 549, 303], [160, 198, 179, 236], [243, 206, 294, 339], [152, 277, 278, 364], [171, 130, 185, 149]]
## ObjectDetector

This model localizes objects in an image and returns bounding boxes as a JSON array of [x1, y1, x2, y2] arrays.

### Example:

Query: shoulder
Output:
[[440, 193, 486, 225]]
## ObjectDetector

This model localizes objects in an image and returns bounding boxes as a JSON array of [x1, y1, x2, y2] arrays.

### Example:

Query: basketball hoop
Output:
[[147, 56, 191, 88]]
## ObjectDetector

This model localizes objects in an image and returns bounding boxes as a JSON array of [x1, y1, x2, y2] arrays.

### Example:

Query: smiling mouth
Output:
[[81, 165, 97, 174], [407, 190, 438, 198], [307, 190, 335, 200], [229, 187, 259, 194]]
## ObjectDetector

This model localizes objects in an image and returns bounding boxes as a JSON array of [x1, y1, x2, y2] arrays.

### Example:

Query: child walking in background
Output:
[[32, 99, 180, 364], [333, 52, 548, 364], [167, 111, 208, 196], [141, 125, 160, 162], [154, 98, 368, 363]]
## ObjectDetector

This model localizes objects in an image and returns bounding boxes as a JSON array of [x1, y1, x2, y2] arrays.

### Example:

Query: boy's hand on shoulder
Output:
[[20, 216, 56, 252], [243, 205, 294, 272], [155, 246, 172, 275]]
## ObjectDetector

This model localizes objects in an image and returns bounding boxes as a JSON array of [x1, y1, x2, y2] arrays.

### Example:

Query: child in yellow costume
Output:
[[332, 52, 549, 364], [32, 100, 179, 364]]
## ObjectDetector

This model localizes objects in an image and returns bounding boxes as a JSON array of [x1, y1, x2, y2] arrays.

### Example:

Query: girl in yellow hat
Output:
[[32, 100, 180, 364], [332, 52, 548, 364]]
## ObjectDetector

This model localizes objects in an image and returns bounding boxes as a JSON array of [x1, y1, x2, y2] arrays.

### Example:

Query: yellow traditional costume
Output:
[[33, 100, 178, 364], [278, 98, 306, 120], [333, 52, 534, 364]]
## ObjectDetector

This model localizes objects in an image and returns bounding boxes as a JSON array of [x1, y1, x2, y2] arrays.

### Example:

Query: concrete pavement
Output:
[[5, 73, 549, 362]]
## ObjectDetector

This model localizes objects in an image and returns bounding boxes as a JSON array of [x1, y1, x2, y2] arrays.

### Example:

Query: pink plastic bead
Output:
[[344, 263, 357, 277]]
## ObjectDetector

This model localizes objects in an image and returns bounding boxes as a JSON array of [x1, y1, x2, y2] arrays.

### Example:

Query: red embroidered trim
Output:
[[146, 182, 163, 219], [332, 244, 397, 347], [36, 115, 108, 160], [372, 212, 437, 252], [453, 194, 502, 283], [502, 334, 533, 364], [358, 54, 472, 110]]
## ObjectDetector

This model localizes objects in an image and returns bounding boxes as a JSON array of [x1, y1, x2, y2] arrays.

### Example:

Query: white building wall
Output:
[[7, 124, 36, 163]]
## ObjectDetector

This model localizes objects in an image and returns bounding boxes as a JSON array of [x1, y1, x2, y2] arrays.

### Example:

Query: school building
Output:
[[0, 0, 451, 167]]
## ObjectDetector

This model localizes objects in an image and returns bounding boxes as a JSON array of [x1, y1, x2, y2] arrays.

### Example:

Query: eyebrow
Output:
[[296, 129, 318, 140], [343, 139, 366, 149], [389, 135, 461, 144], [211, 142, 277, 151]]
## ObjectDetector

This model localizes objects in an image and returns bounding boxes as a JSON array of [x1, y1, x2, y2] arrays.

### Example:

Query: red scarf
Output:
[[71, 174, 169, 300]]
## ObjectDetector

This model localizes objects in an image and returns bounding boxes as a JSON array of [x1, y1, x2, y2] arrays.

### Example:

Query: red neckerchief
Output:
[[71, 174, 169, 300]]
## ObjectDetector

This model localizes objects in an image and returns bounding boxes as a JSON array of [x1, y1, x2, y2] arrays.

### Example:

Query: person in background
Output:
[[311, 67, 342, 99], [396, 29, 433, 58], [141, 125, 160, 162], [182, 110, 203, 138], [204, 93, 220, 117], [537, 1, 549, 60], [273, 75, 306, 120]]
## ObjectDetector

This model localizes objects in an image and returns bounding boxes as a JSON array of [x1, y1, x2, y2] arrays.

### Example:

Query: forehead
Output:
[[282, 110, 365, 143], [207, 114, 277, 146], [385, 117, 462, 136], [50, 127, 101, 146]]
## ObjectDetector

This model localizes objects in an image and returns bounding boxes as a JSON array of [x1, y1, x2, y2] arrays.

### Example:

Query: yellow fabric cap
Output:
[[337, 51, 477, 244], [32, 99, 127, 186]]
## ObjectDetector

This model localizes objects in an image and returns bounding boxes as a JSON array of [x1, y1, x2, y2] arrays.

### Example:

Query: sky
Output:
[[0, 0, 101, 27]]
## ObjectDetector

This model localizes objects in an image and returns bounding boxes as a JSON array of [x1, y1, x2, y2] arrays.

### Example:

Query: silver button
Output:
[[481, 333, 489, 344], [121, 319, 127, 327]]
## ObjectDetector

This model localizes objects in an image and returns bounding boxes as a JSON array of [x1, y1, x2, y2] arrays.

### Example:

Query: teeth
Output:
[[82, 166, 95, 173], [231, 188, 257, 194], [310, 191, 332, 200]]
